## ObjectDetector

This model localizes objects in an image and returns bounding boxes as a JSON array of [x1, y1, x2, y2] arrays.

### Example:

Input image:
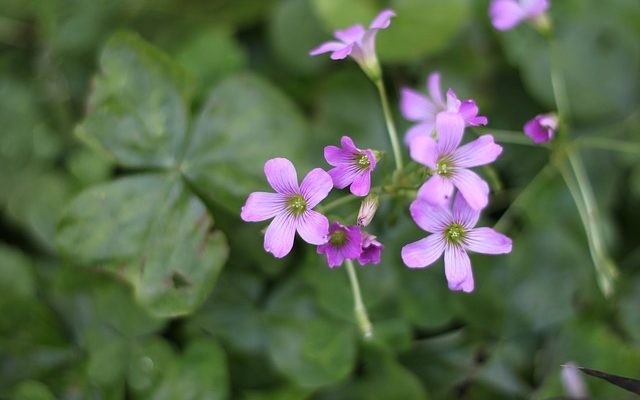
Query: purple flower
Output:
[[324, 136, 377, 197], [409, 112, 502, 210], [358, 232, 383, 266], [489, 0, 549, 31], [309, 9, 395, 78], [241, 158, 332, 258], [524, 113, 557, 144], [317, 222, 363, 268], [401, 193, 512, 292], [400, 72, 488, 145]]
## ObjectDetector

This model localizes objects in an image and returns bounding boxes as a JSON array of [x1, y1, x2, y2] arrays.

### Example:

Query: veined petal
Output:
[[402, 234, 446, 268], [410, 198, 452, 233], [296, 210, 329, 245], [324, 145, 352, 166], [436, 112, 465, 155], [445, 89, 462, 113], [328, 165, 360, 190], [350, 170, 371, 197], [444, 245, 474, 292], [264, 213, 297, 258], [309, 41, 347, 56], [409, 135, 438, 169], [400, 87, 437, 121], [417, 175, 454, 207], [404, 121, 436, 146], [452, 168, 490, 210], [451, 192, 480, 229], [489, 0, 526, 31], [453, 135, 503, 168], [300, 168, 333, 208], [459, 100, 488, 126], [340, 136, 359, 153], [335, 24, 366, 43], [466, 227, 512, 254], [369, 9, 396, 29], [427, 72, 445, 109], [240, 192, 286, 222], [265, 158, 299, 194], [330, 43, 355, 60]]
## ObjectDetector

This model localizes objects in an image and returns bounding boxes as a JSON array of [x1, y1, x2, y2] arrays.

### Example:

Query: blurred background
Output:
[[0, 0, 639, 398]]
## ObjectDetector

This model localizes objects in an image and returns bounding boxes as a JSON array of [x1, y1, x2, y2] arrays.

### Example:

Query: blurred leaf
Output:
[[57, 174, 228, 317], [12, 381, 56, 400], [0, 244, 36, 298], [264, 279, 356, 389], [75, 31, 191, 168], [127, 338, 177, 396], [152, 339, 229, 400], [311, 0, 377, 31], [182, 73, 309, 214]]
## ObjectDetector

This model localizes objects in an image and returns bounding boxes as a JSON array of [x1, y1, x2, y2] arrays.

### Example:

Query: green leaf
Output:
[[311, 0, 377, 31], [127, 338, 177, 397], [152, 339, 229, 400], [12, 381, 56, 400], [182, 73, 309, 213], [264, 279, 356, 389], [75, 31, 191, 169], [0, 244, 36, 299], [57, 174, 228, 317]]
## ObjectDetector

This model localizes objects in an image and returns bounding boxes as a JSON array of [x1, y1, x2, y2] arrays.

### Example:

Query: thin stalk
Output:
[[344, 259, 373, 339], [549, 37, 571, 128], [316, 194, 359, 213], [576, 137, 640, 156], [374, 79, 403, 171]]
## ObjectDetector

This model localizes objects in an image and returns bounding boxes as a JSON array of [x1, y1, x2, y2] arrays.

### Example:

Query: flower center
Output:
[[353, 153, 371, 170], [287, 194, 307, 216], [435, 156, 454, 177], [329, 229, 347, 247], [444, 223, 466, 246]]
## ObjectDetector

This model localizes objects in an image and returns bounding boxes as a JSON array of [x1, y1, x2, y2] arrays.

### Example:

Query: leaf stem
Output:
[[549, 37, 571, 129], [344, 259, 373, 339], [316, 195, 359, 213], [374, 79, 403, 171], [576, 137, 640, 155]]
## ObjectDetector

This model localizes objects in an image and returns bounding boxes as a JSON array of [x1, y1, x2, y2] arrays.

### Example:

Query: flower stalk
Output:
[[374, 78, 404, 172], [344, 259, 373, 339]]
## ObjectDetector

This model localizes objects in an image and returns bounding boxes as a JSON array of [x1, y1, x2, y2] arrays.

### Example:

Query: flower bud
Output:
[[357, 194, 379, 227], [524, 113, 558, 144]]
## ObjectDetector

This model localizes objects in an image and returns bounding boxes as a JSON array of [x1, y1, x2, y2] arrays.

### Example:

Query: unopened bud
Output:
[[357, 194, 379, 227]]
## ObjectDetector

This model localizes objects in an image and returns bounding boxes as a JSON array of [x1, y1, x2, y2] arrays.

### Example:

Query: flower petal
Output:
[[409, 135, 438, 169], [410, 198, 452, 233], [350, 170, 371, 197], [265, 158, 299, 194], [453, 135, 503, 168], [459, 100, 488, 126], [466, 227, 512, 254], [522, 0, 549, 17], [451, 192, 480, 229], [264, 213, 297, 258], [427, 72, 445, 109], [401, 234, 446, 268], [324, 145, 352, 166], [369, 9, 396, 29], [342, 225, 363, 259], [452, 168, 490, 210], [444, 245, 474, 292], [404, 121, 436, 146], [328, 165, 359, 190], [330, 43, 355, 60], [309, 41, 347, 56], [296, 210, 329, 245], [489, 0, 526, 31], [445, 89, 462, 113], [436, 112, 465, 155], [300, 168, 333, 208], [400, 87, 437, 121], [240, 192, 286, 222], [334, 24, 366, 43], [417, 175, 454, 207], [340, 135, 359, 153]]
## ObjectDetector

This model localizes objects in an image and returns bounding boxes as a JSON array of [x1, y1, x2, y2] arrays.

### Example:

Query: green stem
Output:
[[344, 259, 373, 339], [576, 137, 640, 155], [549, 37, 571, 128], [316, 195, 359, 213], [374, 79, 404, 172]]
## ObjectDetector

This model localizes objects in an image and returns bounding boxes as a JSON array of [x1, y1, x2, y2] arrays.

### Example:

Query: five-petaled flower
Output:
[[400, 72, 487, 145], [324, 136, 377, 197], [317, 222, 363, 268], [401, 193, 512, 292], [309, 9, 395, 79], [241, 158, 332, 258], [359, 232, 384, 266], [524, 113, 558, 144], [409, 112, 502, 210], [489, 0, 549, 31]]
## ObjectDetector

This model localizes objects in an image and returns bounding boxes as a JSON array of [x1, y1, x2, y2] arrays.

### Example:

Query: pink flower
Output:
[[524, 113, 557, 144], [358, 232, 383, 266], [324, 136, 377, 197], [489, 0, 549, 31], [401, 193, 512, 292], [309, 9, 395, 78], [409, 112, 502, 210], [400, 72, 487, 145], [317, 222, 363, 268], [241, 158, 332, 258]]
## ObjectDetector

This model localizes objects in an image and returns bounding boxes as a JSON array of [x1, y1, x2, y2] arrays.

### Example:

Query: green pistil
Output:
[[444, 223, 466, 246], [287, 194, 307, 216], [353, 153, 371, 170], [436, 156, 454, 178], [329, 229, 347, 247]]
